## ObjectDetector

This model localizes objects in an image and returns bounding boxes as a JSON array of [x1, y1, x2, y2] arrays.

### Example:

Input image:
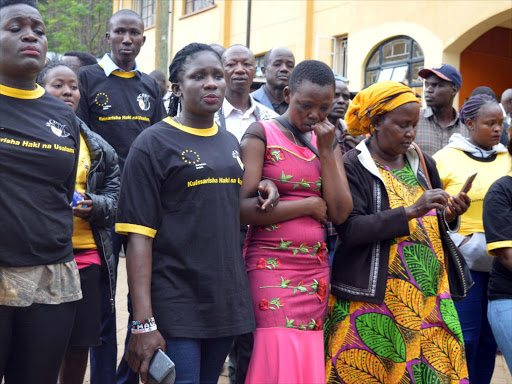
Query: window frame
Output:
[[184, 0, 215, 15], [334, 36, 348, 78], [365, 36, 424, 87], [132, 0, 156, 29]]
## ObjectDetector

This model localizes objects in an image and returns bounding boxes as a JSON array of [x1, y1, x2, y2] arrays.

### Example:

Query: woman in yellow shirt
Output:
[[434, 94, 508, 384]]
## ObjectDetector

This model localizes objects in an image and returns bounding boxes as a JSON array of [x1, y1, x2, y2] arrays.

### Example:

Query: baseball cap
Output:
[[418, 64, 462, 88]]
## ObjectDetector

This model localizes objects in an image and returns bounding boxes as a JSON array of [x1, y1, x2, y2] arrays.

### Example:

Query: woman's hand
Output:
[[72, 193, 93, 218], [305, 196, 328, 224], [125, 330, 166, 383], [444, 192, 471, 222], [405, 188, 449, 220], [257, 180, 280, 212], [313, 119, 336, 155]]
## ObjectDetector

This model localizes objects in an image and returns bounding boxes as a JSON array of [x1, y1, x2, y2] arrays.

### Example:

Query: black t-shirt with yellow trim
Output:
[[76, 64, 165, 171], [116, 117, 255, 338], [483, 175, 512, 300], [0, 84, 79, 267]]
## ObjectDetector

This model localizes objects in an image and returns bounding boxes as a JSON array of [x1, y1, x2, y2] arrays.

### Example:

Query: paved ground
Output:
[[84, 257, 511, 384]]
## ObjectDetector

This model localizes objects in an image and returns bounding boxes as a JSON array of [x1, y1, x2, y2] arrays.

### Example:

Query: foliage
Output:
[[38, 0, 113, 57]]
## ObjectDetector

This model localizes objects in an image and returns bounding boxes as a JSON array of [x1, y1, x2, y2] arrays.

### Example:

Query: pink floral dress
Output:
[[244, 120, 329, 383]]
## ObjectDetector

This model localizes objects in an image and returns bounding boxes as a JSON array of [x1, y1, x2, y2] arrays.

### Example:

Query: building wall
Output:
[[114, 0, 512, 104]]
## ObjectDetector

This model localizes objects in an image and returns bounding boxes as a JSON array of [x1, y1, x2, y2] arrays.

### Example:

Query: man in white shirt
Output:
[[216, 44, 277, 143]]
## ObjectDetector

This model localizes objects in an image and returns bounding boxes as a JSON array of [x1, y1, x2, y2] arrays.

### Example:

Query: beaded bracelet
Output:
[[131, 317, 157, 334]]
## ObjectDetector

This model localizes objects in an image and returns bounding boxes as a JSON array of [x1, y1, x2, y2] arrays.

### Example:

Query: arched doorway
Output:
[[459, 26, 512, 107]]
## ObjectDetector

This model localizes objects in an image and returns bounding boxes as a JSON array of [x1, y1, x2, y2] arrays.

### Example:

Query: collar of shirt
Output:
[[222, 96, 257, 119], [98, 54, 141, 79], [263, 85, 287, 112], [423, 106, 460, 127]]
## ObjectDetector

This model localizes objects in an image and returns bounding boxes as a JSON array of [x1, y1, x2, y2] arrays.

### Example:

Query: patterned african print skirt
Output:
[[325, 160, 469, 384]]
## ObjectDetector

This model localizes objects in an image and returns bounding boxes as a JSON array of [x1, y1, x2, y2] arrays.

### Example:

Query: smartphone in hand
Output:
[[460, 171, 478, 194]]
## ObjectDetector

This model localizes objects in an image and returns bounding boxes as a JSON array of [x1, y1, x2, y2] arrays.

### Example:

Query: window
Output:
[[133, 0, 155, 28], [365, 36, 424, 87], [334, 36, 348, 78], [185, 0, 214, 14], [255, 54, 265, 78]]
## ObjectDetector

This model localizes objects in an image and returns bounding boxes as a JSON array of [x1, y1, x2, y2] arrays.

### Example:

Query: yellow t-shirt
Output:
[[433, 147, 510, 236], [72, 134, 96, 249]]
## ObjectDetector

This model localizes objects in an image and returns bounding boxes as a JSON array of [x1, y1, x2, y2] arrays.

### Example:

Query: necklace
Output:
[[286, 128, 299, 146]]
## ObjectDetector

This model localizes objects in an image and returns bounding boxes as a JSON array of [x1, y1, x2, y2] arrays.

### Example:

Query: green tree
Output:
[[38, 0, 113, 57]]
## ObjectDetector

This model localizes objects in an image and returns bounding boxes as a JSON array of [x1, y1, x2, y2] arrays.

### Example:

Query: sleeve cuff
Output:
[[116, 223, 157, 238], [487, 240, 512, 256]]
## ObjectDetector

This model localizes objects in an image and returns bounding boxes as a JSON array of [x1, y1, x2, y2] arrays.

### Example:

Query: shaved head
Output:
[[108, 9, 143, 30], [222, 44, 254, 63], [264, 46, 294, 67]]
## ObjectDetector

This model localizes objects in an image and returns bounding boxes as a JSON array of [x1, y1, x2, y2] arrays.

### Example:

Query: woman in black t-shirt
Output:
[[0, 1, 81, 383], [116, 43, 278, 384], [483, 126, 512, 373]]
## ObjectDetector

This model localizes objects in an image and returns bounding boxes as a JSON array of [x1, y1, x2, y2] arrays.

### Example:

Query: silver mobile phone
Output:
[[147, 349, 176, 384]]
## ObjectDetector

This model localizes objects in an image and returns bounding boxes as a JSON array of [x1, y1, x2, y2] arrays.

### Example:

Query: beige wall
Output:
[[114, 0, 512, 103]]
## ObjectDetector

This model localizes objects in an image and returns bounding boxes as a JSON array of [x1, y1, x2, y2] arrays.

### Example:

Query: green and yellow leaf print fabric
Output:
[[325, 160, 468, 384]]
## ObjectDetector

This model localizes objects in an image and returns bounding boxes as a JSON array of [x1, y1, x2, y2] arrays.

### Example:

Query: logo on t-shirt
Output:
[[94, 92, 111, 110], [46, 119, 70, 138], [137, 93, 151, 111], [182, 149, 206, 170], [232, 150, 244, 170]]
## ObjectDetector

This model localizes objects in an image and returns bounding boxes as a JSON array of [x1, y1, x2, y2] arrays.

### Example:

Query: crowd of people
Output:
[[1, 1, 512, 384]]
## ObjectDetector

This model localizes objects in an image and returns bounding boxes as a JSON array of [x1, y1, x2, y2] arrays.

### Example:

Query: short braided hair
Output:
[[168, 43, 221, 117], [459, 94, 498, 126]]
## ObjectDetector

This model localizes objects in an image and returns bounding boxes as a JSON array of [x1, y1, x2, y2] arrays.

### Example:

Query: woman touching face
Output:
[[283, 80, 334, 134], [466, 103, 504, 151]]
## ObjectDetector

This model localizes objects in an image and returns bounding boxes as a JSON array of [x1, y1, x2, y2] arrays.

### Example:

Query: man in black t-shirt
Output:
[[77, 9, 165, 384]]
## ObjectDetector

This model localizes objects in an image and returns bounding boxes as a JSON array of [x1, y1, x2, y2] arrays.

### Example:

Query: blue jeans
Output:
[[90, 231, 139, 384], [488, 299, 512, 374], [164, 336, 233, 384], [455, 270, 497, 384]]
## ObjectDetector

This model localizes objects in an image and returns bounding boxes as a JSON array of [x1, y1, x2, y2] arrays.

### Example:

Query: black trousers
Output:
[[228, 226, 254, 384], [0, 301, 77, 384]]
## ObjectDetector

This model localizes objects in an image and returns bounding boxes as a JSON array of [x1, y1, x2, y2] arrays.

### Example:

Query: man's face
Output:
[[263, 48, 295, 89], [106, 14, 145, 67], [424, 74, 457, 109], [503, 97, 512, 116], [329, 80, 350, 120], [222, 47, 256, 93]]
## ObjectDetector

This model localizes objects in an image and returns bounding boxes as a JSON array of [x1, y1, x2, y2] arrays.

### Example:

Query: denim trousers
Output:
[[488, 299, 512, 374], [455, 270, 497, 384], [165, 336, 234, 384]]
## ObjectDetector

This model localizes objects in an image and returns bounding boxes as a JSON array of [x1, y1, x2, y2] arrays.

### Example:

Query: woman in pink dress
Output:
[[240, 61, 353, 383]]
